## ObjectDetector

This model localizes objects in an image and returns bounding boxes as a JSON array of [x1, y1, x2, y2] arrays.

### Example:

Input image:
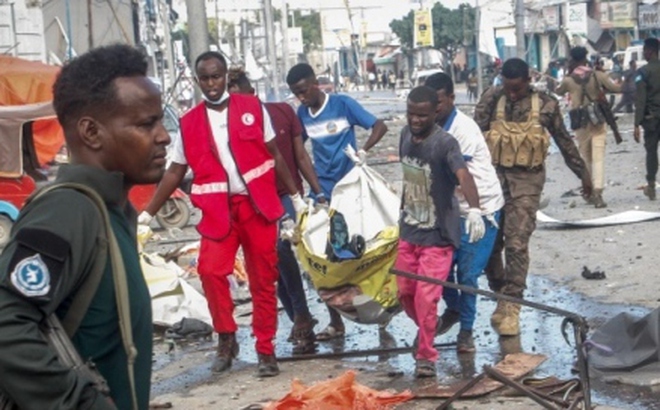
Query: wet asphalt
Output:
[[148, 88, 660, 409]]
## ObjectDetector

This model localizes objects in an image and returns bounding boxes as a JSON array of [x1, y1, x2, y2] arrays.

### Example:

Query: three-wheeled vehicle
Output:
[[0, 56, 191, 249]]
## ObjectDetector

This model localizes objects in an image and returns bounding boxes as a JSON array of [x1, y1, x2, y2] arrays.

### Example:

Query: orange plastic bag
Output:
[[264, 370, 412, 410]]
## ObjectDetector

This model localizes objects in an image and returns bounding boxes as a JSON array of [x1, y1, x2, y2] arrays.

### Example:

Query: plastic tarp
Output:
[[0, 56, 64, 175], [296, 150, 401, 325], [537, 210, 660, 228], [140, 252, 212, 327], [588, 308, 660, 385], [0, 56, 60, 106]]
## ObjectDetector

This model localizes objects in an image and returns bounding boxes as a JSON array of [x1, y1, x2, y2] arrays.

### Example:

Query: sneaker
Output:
[[456, 330, 476, 353], [211, 333, 239, 373], [256, 353, 280, 377], [436, 309, 460, 335], [414, 359, 436, 378]]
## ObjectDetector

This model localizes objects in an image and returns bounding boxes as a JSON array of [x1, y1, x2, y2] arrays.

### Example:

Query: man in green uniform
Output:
[[634, 38, 660, 200], [474, 58, 592, 336], [0, 44, 169, 409]]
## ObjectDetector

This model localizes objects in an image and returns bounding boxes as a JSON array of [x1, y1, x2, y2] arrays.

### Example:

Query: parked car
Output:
[[317, 75, 335, 93]]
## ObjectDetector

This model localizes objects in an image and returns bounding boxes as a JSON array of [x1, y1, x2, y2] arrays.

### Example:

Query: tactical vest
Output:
[[485, 93, 550, 168]]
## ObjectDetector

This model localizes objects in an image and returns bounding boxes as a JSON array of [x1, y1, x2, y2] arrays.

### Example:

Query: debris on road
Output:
[[415, 353, 547, 399], [263, 370, 413, 409], [581, 266, 606, 280]]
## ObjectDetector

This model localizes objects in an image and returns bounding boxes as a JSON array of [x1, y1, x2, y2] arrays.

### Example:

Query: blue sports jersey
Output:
[[297, 94, 377, 197]]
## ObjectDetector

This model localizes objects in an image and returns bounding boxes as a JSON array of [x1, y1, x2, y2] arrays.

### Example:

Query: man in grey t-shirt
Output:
[[394, 86, 484, 378]]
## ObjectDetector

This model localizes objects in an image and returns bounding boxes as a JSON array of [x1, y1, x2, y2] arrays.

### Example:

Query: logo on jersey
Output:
[[241, 113, 255, 126], [10, 254, 51, 297], [326, 121, 338, 133]]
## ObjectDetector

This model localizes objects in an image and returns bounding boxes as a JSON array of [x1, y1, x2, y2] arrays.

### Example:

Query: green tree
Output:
[[390, 3, 475, 56], [291, 10, 322, 52]]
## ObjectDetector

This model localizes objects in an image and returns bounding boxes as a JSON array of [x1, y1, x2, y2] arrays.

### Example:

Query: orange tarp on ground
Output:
[[0, 56, 63, 167]]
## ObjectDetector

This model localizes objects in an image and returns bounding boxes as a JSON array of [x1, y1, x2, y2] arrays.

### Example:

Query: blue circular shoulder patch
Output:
[[10, 254, 51, 297]]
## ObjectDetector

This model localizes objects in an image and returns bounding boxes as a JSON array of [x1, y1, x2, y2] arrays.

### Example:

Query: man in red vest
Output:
[[140, 51, 305, 377]]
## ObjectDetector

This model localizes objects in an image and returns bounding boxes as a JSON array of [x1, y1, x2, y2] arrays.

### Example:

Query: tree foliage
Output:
[[290, 10, 322, 52], [389, 2, 475, 54]]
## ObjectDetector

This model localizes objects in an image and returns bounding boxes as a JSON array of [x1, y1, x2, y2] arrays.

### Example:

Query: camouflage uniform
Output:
[[474, 86, 588, 298]]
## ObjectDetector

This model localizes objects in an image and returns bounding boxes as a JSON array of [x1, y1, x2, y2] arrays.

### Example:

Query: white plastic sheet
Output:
[[140, 252, 212, 327], [537, 210, 660, 228]]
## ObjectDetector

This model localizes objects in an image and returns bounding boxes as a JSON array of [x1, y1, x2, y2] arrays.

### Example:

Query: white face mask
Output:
[[202, 91, 229, 105]]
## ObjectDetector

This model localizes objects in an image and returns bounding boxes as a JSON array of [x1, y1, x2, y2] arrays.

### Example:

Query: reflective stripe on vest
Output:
[[191, 159, 275, 195]]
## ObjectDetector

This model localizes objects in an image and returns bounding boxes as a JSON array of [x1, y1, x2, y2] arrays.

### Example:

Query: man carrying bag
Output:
[[557, 46, 622, 208]]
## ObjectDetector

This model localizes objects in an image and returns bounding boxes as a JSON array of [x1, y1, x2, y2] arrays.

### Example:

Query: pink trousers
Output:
[[394, 239, 454, 361]]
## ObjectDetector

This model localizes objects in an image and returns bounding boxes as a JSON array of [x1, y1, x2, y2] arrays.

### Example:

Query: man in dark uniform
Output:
[[634, 38, 660, 200], [474, 58, 592, 336], [0, 44, 169, 409]]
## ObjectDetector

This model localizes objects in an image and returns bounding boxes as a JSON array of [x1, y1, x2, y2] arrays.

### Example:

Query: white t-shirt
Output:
[[447, 109, 504, 215], [170, 105, 276, 195]]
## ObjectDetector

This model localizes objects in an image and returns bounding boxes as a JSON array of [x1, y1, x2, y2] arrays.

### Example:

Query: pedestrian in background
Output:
[[613, 60, 637, 114], [634, 38, 660, 201], [556, 46, 621, 208]]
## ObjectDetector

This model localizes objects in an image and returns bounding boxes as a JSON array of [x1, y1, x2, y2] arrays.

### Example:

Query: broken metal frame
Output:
[[278, 341, 456, 362], [391, 268, 592, 409]]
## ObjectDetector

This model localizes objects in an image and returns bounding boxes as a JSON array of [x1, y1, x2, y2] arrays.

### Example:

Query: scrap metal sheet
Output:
[[537, 210, 660, 228]]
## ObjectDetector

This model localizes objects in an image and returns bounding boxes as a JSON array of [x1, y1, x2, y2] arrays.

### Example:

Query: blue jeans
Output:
[[443, 211, 500, 331], [277, 195, 310, 321]]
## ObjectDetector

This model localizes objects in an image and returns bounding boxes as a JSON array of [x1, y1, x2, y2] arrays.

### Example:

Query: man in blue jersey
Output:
[[286, 63, 388, 341]]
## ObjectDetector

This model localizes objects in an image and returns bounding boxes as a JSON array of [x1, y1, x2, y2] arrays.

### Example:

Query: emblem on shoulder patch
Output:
[[10, 254, 51, 297], [241, 113, 255, 126]]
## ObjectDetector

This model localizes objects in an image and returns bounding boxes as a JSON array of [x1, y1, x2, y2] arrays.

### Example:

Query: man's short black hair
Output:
[[644, 38, 660, 53], [194, 51, 227, 71], [501, 58, 529, 80], [408, 85, 438, 106], [569, 46, 588, 62], [227, 67, 251, 90], [286, 63, 315, 85], [53, 44, 148, 128], [424, 72, 454, 95]]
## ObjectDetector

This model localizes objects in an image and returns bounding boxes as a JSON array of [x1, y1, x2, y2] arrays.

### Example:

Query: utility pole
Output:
[[161, 0, 176, 103], [514, 0, 525, 58], [87, 0, 93, 49], [280, 0, 290, 78], [475, 0, 483, 97], [264, 0, 280, 100], [185, 0, 210, 101]]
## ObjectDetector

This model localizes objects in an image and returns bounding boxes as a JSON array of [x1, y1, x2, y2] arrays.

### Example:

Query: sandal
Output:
[[414, 359, 436, 378], [315, 325, 345, 341]]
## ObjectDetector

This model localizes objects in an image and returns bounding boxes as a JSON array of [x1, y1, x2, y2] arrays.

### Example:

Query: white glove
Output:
[[356, 149, 368, 166], [279, 216, 301, 244], [465, 208, 485, 243], [485, 212, 499, 230], [290, 193, 307, 216], [138, 211, 153, 225]]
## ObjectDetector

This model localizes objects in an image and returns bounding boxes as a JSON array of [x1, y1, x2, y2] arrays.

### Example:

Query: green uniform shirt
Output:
[[635, 59, 660, 127], [0, 164, 152, 409]]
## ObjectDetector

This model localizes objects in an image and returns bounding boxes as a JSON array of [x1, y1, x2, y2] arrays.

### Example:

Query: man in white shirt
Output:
[[425, 73, 504, 352], [140, 51, 305, 378]]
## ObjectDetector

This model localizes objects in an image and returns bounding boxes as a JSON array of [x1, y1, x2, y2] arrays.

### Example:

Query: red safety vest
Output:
[[180, 94, 283, 240]]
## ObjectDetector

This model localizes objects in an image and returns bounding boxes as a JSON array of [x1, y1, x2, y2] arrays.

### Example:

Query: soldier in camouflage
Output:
[[474, 58, 592, 336]]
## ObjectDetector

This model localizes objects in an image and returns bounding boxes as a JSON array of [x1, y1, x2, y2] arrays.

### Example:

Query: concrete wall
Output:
[[0, 1, 46, 61]]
